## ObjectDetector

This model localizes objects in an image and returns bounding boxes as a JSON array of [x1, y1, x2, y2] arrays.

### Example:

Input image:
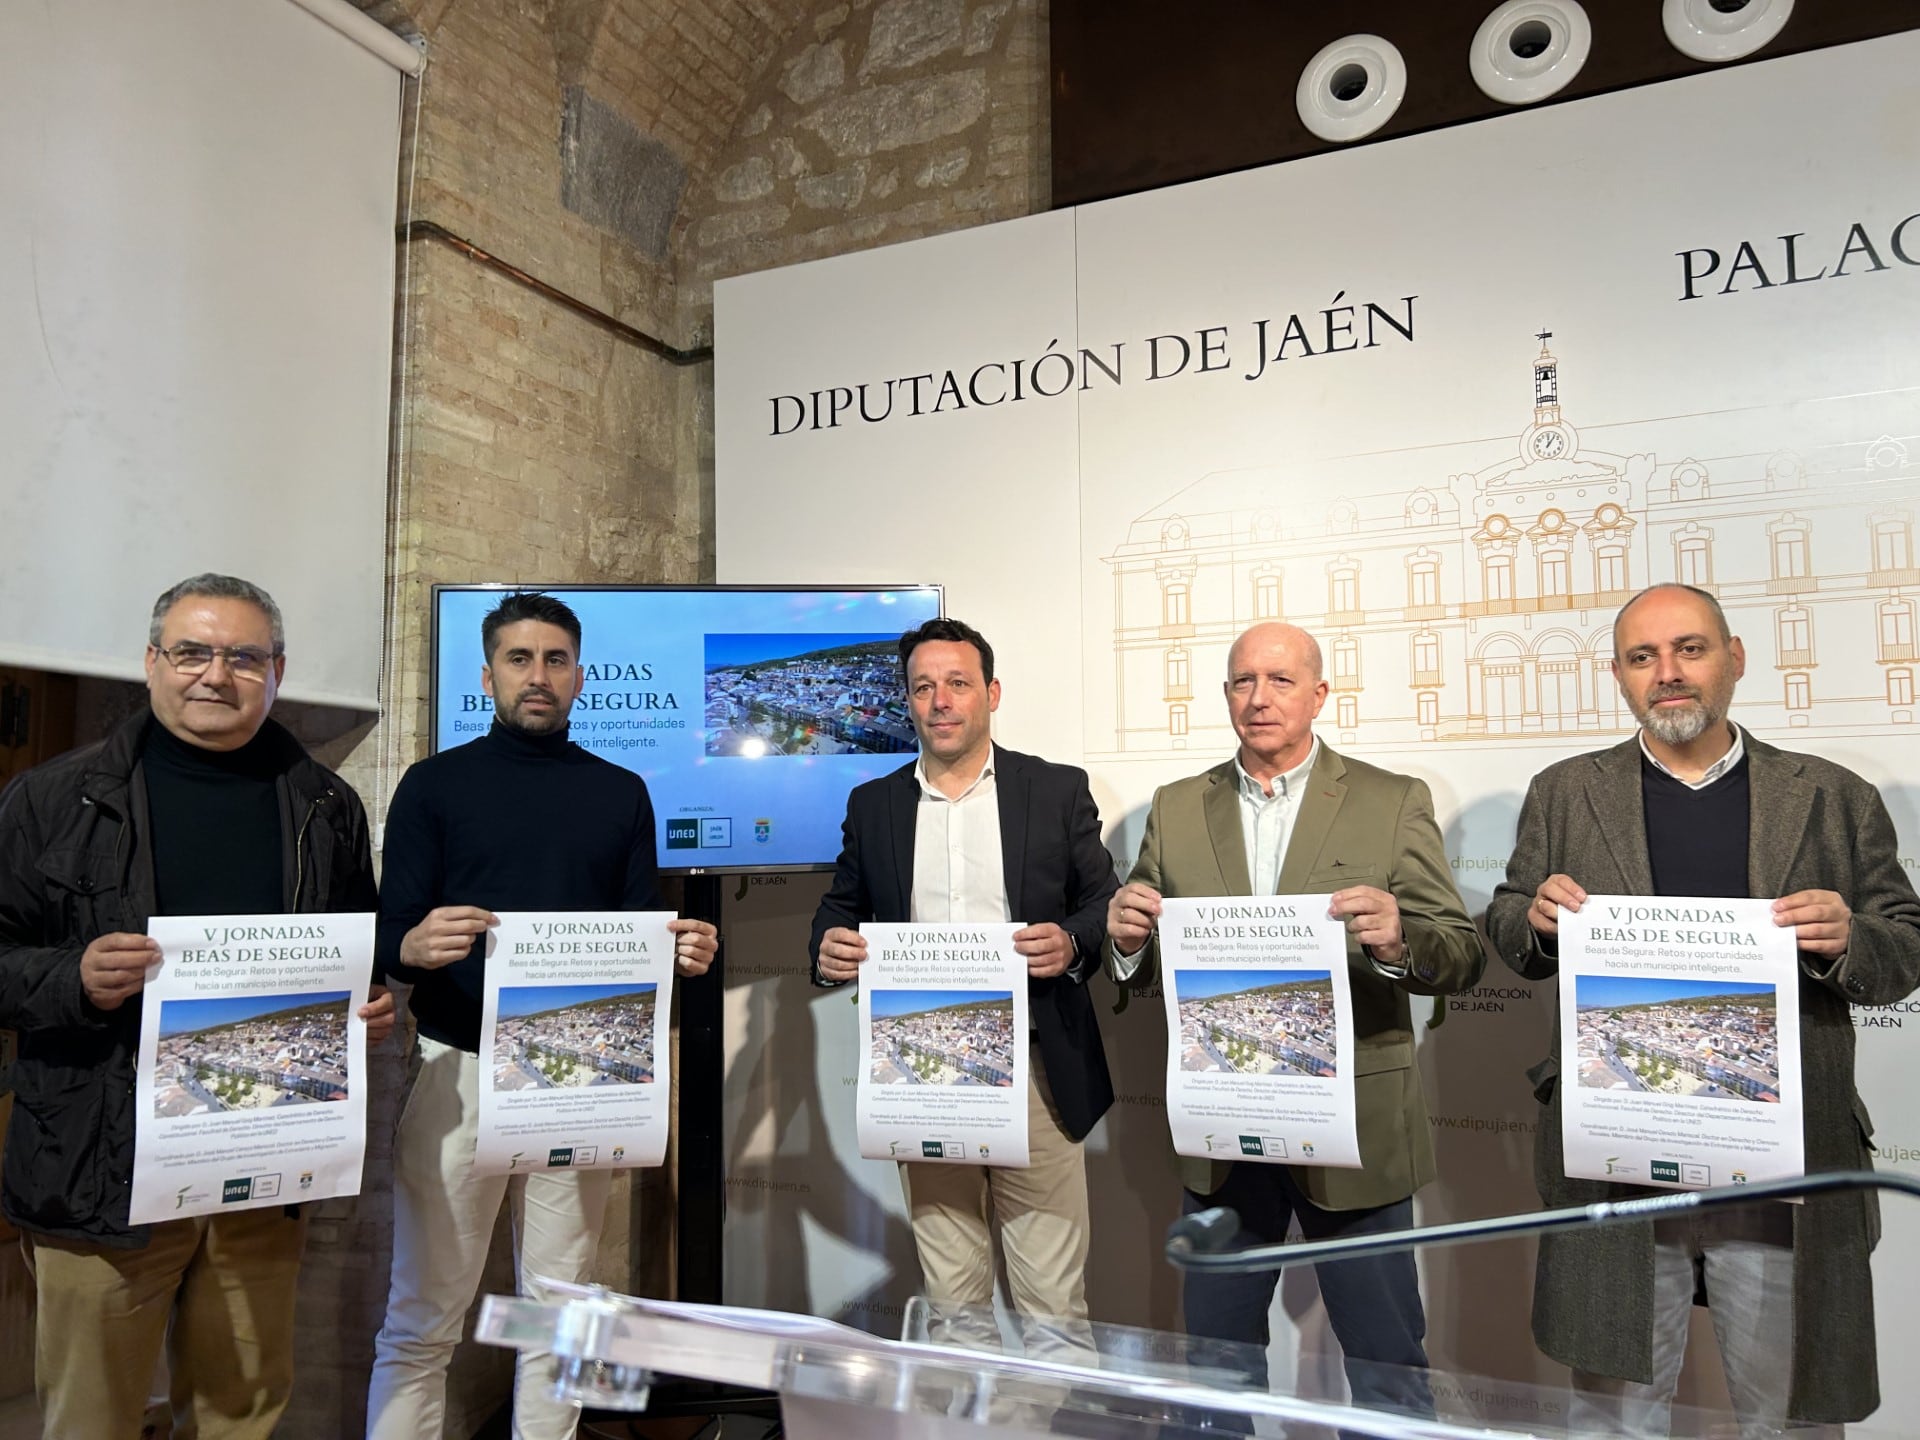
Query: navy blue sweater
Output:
[[378, 721, 663, 1052], [1643, 752, 1752, 900]]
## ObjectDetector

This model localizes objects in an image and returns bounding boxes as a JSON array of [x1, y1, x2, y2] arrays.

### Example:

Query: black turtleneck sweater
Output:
[[143, 718, 285, 915], [378, 720, 663, 1052]]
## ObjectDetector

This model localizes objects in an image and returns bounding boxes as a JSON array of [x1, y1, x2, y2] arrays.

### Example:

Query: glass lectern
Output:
[[476, 1272, 1881, 1439]]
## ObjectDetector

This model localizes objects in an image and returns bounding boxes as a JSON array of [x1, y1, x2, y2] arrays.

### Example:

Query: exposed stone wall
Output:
[[677, 0, 1049, 336]]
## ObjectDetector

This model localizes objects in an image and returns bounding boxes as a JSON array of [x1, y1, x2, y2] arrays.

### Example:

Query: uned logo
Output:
[[921, 1141, 945, 1158], [548, 1148, 575, 1167], [1238, 1135, 1265, 1156], [1650, 1159, 1681, 1184], [221, 1178, 253, 1204], [666, 819, 700, 849]]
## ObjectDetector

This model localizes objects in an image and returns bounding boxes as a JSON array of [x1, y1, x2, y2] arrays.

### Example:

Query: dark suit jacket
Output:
[[1487, 734, 1920, 1423], [1115, 744, 1485, 1208], [808, 745, 1119, 1142]]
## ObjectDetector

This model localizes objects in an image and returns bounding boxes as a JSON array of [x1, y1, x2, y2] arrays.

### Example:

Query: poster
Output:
[[1158, 896, 1361, 1168], [476, 911, 676, 1175], [132, 913, 372, 1223], [1558, 895, 1804, 1188], [857, 923, 1029, 1167]]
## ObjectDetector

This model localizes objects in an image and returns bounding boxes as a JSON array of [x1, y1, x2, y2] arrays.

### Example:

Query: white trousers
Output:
[[367, 1035, 614, 1440], [1568, 1205, 1806, 1440]]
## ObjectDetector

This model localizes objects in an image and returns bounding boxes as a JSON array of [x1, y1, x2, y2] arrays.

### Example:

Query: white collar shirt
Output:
[[1234, 738, 1320, 897], [909, 751, 1010, 925], [1639, 723, 1746, 792]]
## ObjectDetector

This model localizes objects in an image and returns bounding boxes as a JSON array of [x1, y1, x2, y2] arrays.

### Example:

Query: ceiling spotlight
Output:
[[1296, 34, 1408, 144], [1470, 0, 1592, 106], [1664, 0, 1793, 63]]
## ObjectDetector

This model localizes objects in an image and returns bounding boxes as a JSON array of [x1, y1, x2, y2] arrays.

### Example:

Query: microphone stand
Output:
[[1165, 1169, 1920, 1273]]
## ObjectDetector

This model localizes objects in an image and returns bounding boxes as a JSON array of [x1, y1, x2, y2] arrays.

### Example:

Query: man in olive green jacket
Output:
[[1109, 622, 1483, 1417]]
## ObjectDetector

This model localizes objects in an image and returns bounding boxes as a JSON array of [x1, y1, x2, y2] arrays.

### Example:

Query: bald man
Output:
[[1108, 622, 1483, 1416], [1488, 583, 1920, 1434]]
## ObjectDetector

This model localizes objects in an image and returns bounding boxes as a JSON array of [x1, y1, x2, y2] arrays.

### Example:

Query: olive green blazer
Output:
[[1114, 743, 1485, 1209]]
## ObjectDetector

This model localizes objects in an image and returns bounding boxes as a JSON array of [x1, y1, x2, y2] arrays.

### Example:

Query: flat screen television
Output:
[[429, 584, 943, 873]]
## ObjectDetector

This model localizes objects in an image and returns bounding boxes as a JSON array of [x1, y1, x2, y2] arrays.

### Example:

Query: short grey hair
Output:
[[148, 574, 286, 652]]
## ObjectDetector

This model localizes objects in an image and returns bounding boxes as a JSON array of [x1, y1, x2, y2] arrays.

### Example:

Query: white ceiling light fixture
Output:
[[1664, 0, 1793, 63], [1296, 33, 1408, 144], [1470, 0, 1592, 105]]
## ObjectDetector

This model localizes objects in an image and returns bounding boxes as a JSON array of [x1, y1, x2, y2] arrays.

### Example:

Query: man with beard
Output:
[[368, 591, 718, 1440], [1487, 582, 1920, 1436]]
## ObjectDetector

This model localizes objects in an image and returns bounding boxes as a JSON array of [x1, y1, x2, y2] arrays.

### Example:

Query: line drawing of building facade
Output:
[[1099, 336, 1920, 758]]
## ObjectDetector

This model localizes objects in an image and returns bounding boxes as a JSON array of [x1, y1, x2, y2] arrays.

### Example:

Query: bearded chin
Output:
[[503, 697, 565, 734], [1641, 701, 1713, 746]]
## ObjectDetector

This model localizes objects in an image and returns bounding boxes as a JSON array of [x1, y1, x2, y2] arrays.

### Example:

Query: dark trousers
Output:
[[1181, 1163, 1434, 1421]]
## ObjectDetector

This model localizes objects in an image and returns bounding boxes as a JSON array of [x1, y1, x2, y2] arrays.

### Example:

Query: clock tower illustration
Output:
[[1522, 329, 1579, 464]]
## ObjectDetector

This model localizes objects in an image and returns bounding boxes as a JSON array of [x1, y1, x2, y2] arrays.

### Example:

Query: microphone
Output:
[[1160, 1169, 1920, 1274], [1165, 1206, 1241, 1256]]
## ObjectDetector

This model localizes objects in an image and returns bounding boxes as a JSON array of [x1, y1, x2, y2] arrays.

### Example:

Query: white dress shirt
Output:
[[909, 752, 1010, 925], [1235, 738, 1321, 897]]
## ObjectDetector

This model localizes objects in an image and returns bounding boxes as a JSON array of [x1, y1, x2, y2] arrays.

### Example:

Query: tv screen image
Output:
[[431, 585, 942, 872]]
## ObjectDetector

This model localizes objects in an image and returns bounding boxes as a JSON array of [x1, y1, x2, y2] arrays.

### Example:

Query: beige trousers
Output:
[[23, 1206, 309, 1440], [367, 1035, 613, 1440], [896, 1059, 1089, 1322]]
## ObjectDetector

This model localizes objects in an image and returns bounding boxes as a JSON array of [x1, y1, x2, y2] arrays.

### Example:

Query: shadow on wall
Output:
[[1419, 793, 1556, 1395], [1082, 963, 1184, 1333], [721, 874, 921, 1333]]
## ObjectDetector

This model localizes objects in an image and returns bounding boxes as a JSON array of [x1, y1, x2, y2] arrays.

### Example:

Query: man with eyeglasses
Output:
[[0, 572, 392, 1438]]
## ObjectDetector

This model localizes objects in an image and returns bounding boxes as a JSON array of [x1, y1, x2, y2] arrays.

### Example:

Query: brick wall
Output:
[[53, 0, 1051, 1433]]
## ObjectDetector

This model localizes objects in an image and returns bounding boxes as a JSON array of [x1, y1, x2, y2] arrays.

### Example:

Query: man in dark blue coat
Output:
[[810, 617, 1116, 1327]]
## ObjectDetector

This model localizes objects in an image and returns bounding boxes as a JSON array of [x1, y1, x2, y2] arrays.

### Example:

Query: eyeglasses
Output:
[[154, 642, 281, 680]]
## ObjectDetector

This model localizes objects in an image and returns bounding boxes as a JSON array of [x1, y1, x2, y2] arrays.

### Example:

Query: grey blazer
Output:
[[1486, 734, 1920, 1423]]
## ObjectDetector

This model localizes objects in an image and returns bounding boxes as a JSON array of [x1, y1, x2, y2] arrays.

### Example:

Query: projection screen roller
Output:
[[0, 0, 405, 707]]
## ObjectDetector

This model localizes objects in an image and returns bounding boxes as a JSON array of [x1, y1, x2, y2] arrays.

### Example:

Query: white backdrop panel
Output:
[[0, 0, 401, 706], [716, 30, 1920, 1420], [715, 209, 1084, 761]]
